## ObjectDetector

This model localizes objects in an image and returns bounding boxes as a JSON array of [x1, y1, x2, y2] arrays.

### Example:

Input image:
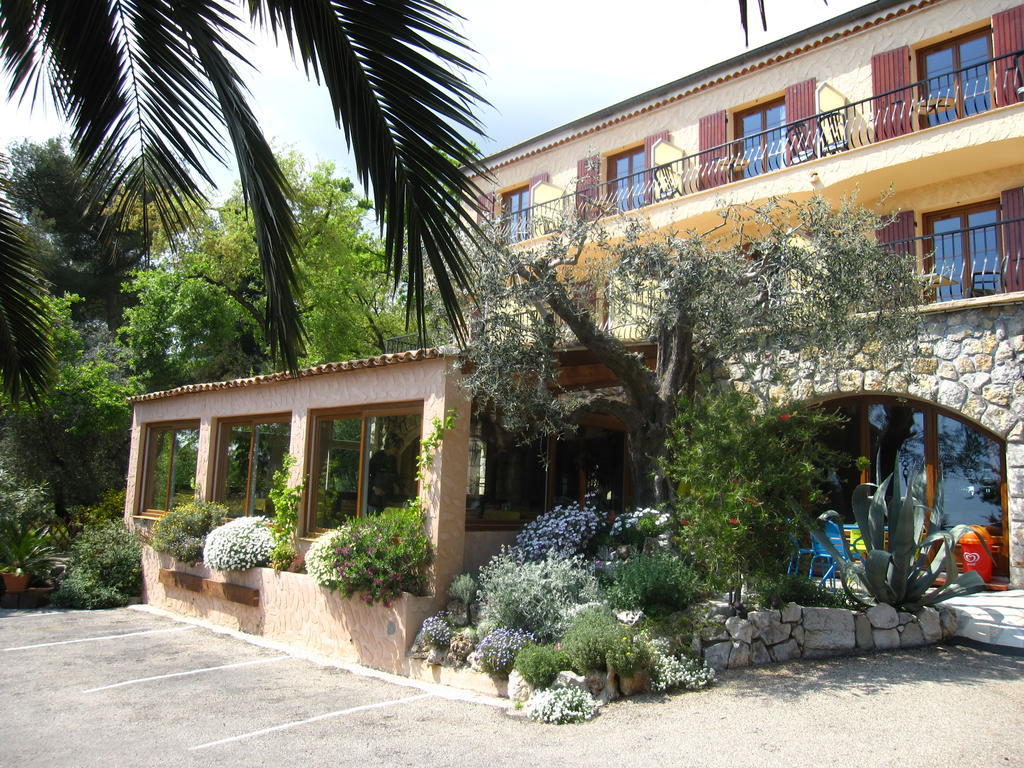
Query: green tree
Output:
[[0, 0, 486, 401]]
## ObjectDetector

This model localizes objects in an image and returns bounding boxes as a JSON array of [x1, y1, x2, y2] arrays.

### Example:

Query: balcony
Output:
[[492, 49, 1024, 243]]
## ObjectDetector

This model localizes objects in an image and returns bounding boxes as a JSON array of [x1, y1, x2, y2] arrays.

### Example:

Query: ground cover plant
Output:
[[525, 687, 598, 725], [420, 612, 453, 650], [52, 521, 141, 609], [150, 501, 227, 564], [202, 516, 273, 571], [648, 638, 716, 693], [475, 628, 535, 675]]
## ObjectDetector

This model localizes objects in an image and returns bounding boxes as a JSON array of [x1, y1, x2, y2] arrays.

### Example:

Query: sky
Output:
[[0, 0, 875, 197]]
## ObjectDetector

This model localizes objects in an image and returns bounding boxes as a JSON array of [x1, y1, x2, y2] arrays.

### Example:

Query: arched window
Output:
[[817, 396, 1008, 582]]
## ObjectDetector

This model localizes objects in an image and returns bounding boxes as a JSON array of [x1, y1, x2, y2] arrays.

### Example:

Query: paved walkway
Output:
[[946, 589, 1024, 652]]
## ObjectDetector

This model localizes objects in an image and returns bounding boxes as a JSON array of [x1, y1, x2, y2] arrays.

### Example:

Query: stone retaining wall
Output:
[[697, 603, 960, 670]]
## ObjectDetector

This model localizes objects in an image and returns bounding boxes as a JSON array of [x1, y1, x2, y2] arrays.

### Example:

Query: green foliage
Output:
[[560, 606, 622, 674], [814, 464, 988, 610], [513, 643, 571, 688], [150, 501, 228, 564], [448, 572, 478, 605], [325, 506, 432, 605], [604, 553, 703, 615], [51, 521, 141, 609], [751, 573, 853, 610], [73, 488, 127, 530], [0, 515, 57, 578], [664, 387, 843, 600], [477, 551, 601, 642], [605, 630, 652, 677], [268, 455, 303, 572]]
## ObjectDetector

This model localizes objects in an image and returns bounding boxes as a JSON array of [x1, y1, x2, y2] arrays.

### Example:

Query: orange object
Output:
[[959, 525, 993, 583]]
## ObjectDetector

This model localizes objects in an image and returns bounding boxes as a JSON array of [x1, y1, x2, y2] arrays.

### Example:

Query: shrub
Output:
[[476, 628, 535, 675], [202, 517, 273, 571], [73, 488, 126, 530], [420, 612, 452, 649], [648, 638, 716, 693], [525, 687, 597, 724], [308, 507, 432, 605], [608, 507, 670, 548], [515, 501, 601, 561], [560, 606, 621, 674], [150, 501, 228, 564], [604, 553, 703, 614], [513, 643, 570, 688], [51, 522, 141, 609], [448, 572, 477, 605], [751, 573, 853, 610], [477, 550, 600, 642], [605, 631, 651, 677]]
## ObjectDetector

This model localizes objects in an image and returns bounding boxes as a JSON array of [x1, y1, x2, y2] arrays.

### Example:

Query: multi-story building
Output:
[[125, 0, 1023, 672]]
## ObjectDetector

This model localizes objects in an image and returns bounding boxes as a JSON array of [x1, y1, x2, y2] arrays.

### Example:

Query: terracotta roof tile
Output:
[[128, 348, 445, 404]]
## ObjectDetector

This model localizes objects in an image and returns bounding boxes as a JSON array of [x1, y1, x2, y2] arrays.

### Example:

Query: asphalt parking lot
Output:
[[2, 607, 1023, 768]]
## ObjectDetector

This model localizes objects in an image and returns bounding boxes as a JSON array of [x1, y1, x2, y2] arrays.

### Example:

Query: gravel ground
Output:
[[2, 608, 1022, 768]]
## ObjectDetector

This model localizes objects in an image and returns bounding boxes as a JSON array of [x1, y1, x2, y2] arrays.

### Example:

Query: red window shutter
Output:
[[878, 210, 916, 262], [871, 47, 912, 140], [1001, 186, 1024, 292], [642, 131, 670, 205], [576, 156, 600, 221], [698, 111, 728, 190], [476, 192, 495, 223], [785, 78, 817, 163], [993, 4, 1024, 107]]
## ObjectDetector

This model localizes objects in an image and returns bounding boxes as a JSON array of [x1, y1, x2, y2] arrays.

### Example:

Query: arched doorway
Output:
[[816, 395, 1009, 585]]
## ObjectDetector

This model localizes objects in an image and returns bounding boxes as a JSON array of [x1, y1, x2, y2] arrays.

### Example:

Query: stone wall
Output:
[[720, 300, 1024, 585], [698, 603, 959, 671]]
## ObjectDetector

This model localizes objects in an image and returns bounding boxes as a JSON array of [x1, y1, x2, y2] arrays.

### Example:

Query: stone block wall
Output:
[[698, 603, 959, 671]]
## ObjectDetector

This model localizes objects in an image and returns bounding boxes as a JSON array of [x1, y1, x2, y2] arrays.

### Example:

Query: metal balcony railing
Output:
[[884, 216, 1024, 302], [490, 49, 1024, 243]]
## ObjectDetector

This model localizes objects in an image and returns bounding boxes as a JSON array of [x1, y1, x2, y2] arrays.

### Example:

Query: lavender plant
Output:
[[475, 628, 535, 675]]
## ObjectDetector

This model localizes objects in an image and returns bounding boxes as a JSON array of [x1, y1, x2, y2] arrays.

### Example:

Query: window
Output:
[[465, 410, 547, 527], [308, 405, 422, 532], [142, 422, 200, 515], [214, 415, 291, 517], [607, 147, 646, 212], [734, 99, 786, 179], [924, 202, 1001, 301], [818, 397, 1007, 580], [503, 186, 531, 243], [917, 30, 992, 127]]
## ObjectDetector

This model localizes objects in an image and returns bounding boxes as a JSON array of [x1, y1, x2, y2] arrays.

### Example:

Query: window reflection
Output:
[[937, 415, 1003, 528], [145, 425, 199, 513], [218, 419, 291, 517]]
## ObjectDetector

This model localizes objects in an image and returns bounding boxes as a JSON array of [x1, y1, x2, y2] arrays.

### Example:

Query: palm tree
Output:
[[0, 0, 486, 401]]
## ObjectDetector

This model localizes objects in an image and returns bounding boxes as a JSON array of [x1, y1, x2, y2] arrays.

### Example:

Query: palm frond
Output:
[[250, 0, 489, 342], [0, 169, 55, 403]]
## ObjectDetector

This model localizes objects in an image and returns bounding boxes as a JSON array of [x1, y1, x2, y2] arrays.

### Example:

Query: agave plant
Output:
[[0, 515, 58, 579], [812, 463, 988, 610]]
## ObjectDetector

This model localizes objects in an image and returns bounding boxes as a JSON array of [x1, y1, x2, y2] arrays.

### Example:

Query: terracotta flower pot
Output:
[[2, 572, 30, 594]]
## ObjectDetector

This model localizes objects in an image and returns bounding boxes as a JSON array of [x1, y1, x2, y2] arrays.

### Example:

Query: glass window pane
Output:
[[222, 423, 253, 515], [171, 429, 199, 509], [930, 215, 965, 301], [868, 403, 925, 489], [146, 427, 198, 512], [250, 422, 291, 517], [466, 412, 547, 523], [937, 415, 1003, 529], [968, 209, 1000, 296], [818, 405, 862, 521], [313, 417, 362, 529], [146, 430, 174, 511], [363, 414, 422, 515]]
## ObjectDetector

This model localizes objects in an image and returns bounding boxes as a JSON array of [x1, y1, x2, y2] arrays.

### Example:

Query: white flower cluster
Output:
[[609, 507, 669, 537], [515, 501, 600, 561], [648, 638, 716, 693], [305, 530, 345, 588], [524, 686, 597, 724], [202, 517, 273, 571]]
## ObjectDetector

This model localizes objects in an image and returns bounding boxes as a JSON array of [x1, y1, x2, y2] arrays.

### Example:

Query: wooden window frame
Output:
[[139, 420, 201, 518], [916, 28, 993, 121], [213, 412, 292, 517], [733, 97, 786, 181], [606, 146, 646, 211], [923, 200, 1002, 300], [502, 185, 531, 242], [304, 401, 423, 537]]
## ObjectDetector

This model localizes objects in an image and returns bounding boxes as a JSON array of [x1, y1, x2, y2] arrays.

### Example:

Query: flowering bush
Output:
[[306, 530, 346, 589], [605, 631, 652, 677], [515, 500, 600, 561], [475, 628, 535, 675], [151, 501, 227, 564], [477, 550, 600, 642], [420, 612, 452, 650], [525, 687, 597, 724], [202, 517, 273, 571], [608, 507, 671, 548], [648, 638, 716, 692]]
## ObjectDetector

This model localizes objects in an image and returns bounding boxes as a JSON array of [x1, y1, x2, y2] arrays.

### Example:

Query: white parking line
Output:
[[190, 693, 434, 750], [82, 655, 293, 693], [2, 625, 194, 652]]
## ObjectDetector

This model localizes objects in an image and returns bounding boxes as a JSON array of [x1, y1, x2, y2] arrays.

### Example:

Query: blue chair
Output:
[[787, 534, 815, 576], [808, 520, 848, 589]]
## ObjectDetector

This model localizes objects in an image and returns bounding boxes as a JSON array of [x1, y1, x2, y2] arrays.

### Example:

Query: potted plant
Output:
[[0, 516, 58, 594]]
